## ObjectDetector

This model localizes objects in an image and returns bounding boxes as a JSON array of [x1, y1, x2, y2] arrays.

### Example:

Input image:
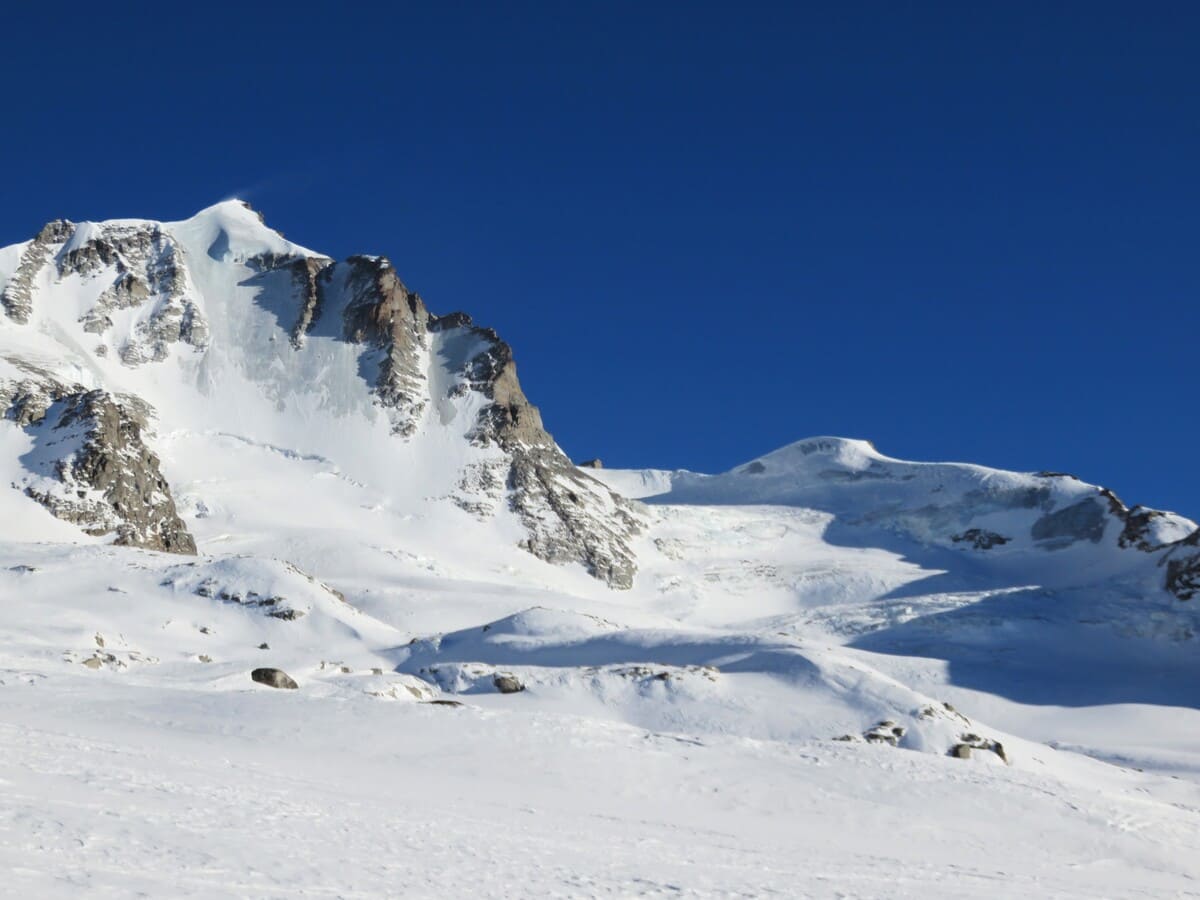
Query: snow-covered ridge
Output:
[[0, 200, 640, 586], [3, 203, 1200, 895], [593, 435, 1198, 599]]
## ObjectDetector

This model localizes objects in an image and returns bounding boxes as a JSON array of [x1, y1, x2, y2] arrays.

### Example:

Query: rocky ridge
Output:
[[1, 367, 194, 554], [0, 203, 639, 586]]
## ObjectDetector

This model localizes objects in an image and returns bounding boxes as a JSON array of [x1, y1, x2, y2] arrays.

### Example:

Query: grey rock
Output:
[[951, 732, 1009, 764], [339, 255, 432, 436], [251, 667, 298, 689], [1164, 530, 1200, 601], [493, 674, 525, 694], [10, 384, 195, 554], [7, 211, 642, 588], [578, 458, 603, 469], [863, 720, 906, 746], [241, 249, 643, 588], [951, 528, 1011, 550], [1031, 498, 1106, 547], [1, 219, 75, 323], [48, 220, 211, 362], [1118, 504, 1176, 552]]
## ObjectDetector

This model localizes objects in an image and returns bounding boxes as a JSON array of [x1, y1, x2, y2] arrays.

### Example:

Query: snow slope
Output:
[[1, 204, 1199, 896]]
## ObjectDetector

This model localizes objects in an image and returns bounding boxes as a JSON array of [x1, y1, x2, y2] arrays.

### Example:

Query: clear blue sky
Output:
[[3, 3, 1197, 516]]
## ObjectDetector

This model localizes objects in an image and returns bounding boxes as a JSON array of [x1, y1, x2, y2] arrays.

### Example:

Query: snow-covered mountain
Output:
[[2, 203, 1199, 897], [0, 201, 639, 585]]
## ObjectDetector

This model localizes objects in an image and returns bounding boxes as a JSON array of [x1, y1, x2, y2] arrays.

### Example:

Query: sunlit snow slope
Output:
[[1, 204, 1199, 897]]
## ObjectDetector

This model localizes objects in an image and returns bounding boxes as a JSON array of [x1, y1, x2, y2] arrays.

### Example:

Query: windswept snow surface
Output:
[[1, 208, 1200, 896]]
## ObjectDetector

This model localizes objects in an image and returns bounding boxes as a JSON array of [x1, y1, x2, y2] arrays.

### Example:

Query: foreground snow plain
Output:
[[1, 203, 1198, 897], [3, 461, 1200, 897]]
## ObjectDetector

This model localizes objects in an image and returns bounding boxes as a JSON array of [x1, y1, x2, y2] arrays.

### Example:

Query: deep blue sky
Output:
[[3, 3, 1197, 515]]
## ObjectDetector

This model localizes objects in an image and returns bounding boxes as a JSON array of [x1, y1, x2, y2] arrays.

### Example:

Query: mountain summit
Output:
[[0, 201, 640, 586]]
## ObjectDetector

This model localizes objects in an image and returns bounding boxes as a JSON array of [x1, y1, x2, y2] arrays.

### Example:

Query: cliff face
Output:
[[244, 248, 642, 588], [2, 372, 194, 554]]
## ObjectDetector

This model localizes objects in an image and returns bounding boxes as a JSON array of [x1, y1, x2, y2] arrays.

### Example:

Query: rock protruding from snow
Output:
[[1, 220, 74, 323], [1164, 530, 1200, 601], [212, 241, 641, 588], [493, 674, 525, 694], [4, 378, 195, 554], [338, 255, 433, 436], [251, 668, 299, 690]]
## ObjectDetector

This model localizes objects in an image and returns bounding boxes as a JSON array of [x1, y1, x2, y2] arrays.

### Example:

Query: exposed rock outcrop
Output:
[[863, 720, 906, 746], [1, 220, 74, 323], [951, 528, 1010, 550], [339, 255, 433, 437], [3, 207, 639, 587], [1164, 530, 1200, 601], [2, 218, 209, 361], [242, 251, 642, 588], [493, 674, 525, 694], [251, 668, 299, 689], [2, 377, 194, 554], [950, 733, 1009, 764]]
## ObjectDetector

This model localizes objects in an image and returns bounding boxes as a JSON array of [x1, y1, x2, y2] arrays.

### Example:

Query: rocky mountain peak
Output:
[[0, 203, 640, 587]]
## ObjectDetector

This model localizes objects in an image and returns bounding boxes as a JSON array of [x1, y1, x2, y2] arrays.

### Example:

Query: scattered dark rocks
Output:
[[251, 667, 298, 690], [1031, 498, 1106, 547], [424, 699, 464, 707], [950, 732, 1009, 764], [1165, 534, 1200, 601], [951, 528, 1011, 550], [257, 642, 270, 650], [863, 720, 906, 746]]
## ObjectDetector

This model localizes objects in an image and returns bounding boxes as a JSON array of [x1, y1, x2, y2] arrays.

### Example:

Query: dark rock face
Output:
[[1118, 505, 1177, 552], [4, 379, 195, 554], [863, 720, 906, 746], [1164, 531, 1200, 601], [1, 220, 75, 323], [251, 668, 299, 689], [951, 528, 1011, 550], [338, 255, 433, 437], [951, 733, 1008, 764], [2, 218, 209, 361], [1031, 498, 1107, 548], [493, 674, 525, 694], [243, 251, 642, 589]]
